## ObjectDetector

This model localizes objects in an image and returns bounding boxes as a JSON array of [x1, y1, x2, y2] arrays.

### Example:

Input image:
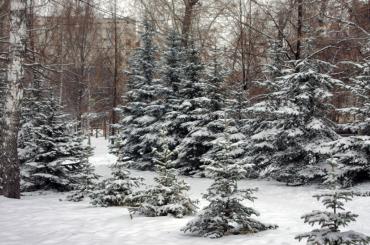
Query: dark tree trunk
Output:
[[182, 0, 199, 47], [111, 0, 119, 140], [296, 0, 303, 60], [1, 122, 21, 199]]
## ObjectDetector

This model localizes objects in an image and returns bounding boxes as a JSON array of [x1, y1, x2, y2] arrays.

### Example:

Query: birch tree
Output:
[[0, 0, 8, 195], [0, 0, 27, 199]]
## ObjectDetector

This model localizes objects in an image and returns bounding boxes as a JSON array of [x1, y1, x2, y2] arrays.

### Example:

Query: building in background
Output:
[[33, 15, 138, 136]]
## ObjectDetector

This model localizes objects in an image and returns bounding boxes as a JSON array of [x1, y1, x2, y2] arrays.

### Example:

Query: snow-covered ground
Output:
[[1, 137, 369, 245]]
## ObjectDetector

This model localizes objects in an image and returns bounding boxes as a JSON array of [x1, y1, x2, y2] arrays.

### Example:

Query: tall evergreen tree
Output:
[[202, 117, 249, 177], [159, 30, 186, 150], [182, 131, 277, 238], [316, 136, 370, 187], [264, 40, 287, 80], [225, 80, 249, 126], [132, 131, 198, 218], [296, 159, 370, 244], [322, 58, 370, 186], [346, 58, 370, 132], [174, 47, 225, 175], [246, 59, 342, 185], [18, 79, 43, 168], [161, 30, 184, 105], [113, 19, 164, 170]]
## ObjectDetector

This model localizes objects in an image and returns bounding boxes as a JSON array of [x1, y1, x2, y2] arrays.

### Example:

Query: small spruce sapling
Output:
[[131, 131, 198, 218], [89, 163, 143, 207], [66, 157, 99, 201], [66, 129, 100, 201], [296, 159, 370, 245], [182, 129, 277, 238]]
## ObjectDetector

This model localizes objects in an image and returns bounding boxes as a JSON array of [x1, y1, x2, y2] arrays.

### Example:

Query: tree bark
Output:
[[182, 0, 199, 47], [0, 0, 10, 196], [111, 0, 118, 140], [296, 0, 303, 60], [1, 0, 27, 199]]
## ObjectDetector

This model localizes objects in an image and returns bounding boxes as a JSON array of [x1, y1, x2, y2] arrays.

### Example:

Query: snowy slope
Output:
[[1, 137, 369, 245]]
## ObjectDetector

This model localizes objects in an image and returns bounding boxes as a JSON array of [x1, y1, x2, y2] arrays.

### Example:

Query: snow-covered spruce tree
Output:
[[161, 30, 184, 106], [296, 159, 370, 244], [247, 59, 342, 185], [158, 30, 186, 150], [316, 137, 370, 187], [132, 131, 198, 217], [264, 39, 287, 80], [225, 80, 250, 126], [21, 93, 96, 192], [89, 163, 143, 207], [18, 79, 44, 170], [112, 19, 164, 170], [65, 130, 99, 201], [66, 163, 98, 202], [171, 42, 206, 174], [201, 117, 249, 178], [319, 58, 370, 186], [346, 58, 370, 132], [182, 133, 277, 238], [174, 46, 225, 175]]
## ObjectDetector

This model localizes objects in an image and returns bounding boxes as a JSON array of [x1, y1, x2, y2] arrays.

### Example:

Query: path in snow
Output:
[[1, 137, 369, 245]]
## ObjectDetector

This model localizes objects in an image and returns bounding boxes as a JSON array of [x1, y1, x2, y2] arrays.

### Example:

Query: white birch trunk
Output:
[[0, 0, 26, 199]]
